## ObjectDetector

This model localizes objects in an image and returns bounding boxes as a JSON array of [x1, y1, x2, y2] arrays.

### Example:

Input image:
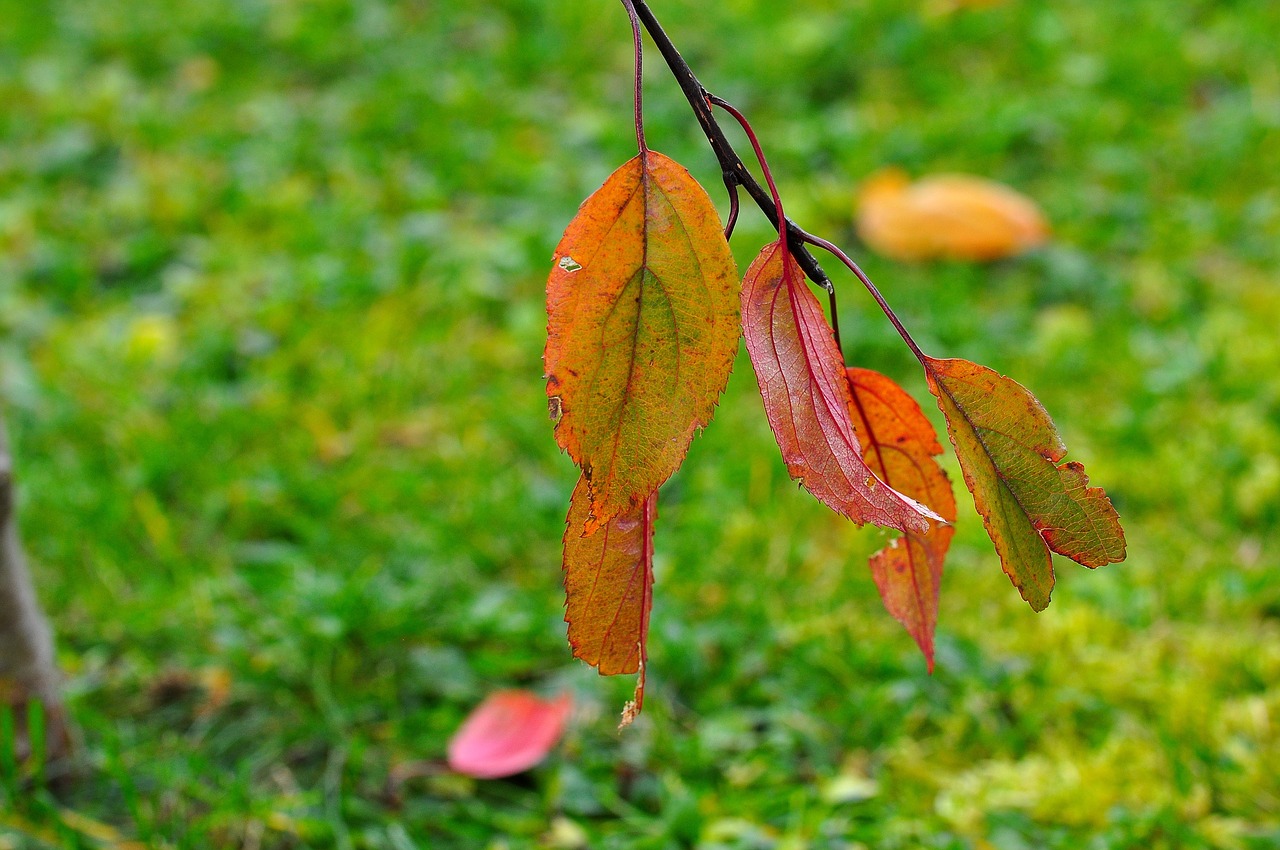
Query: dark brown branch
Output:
[[629, 0, 835, 296]]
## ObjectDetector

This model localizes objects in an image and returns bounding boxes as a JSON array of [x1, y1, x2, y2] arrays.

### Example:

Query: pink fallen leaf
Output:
[[447, 690, 573, 779]]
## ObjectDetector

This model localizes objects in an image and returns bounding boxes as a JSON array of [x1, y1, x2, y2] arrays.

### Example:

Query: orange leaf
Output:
[[924, 357, 1126, 610], [855, 168, 1049, 262], [741, 240, 939, 532], [545, 152, 739, 532], [447, 690, 573, 779], [846, 368, 956, 670], [562, 475, 654, 726]]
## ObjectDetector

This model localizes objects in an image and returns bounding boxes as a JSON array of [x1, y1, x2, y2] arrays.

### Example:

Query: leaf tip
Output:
[[1026, 587, 1053, 613], [618, 654, 646, 731]]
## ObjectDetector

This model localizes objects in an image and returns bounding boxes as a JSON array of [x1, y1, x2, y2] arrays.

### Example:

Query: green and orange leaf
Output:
[[562, 475, 655, 727], [545, 152, 739, 532], [846, 367, 956, 670], [741, 240, 939, 532], [924, 357, 1126, 611]]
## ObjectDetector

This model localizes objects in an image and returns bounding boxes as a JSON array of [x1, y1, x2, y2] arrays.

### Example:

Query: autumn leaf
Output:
[[545, 151, 740, 532], [562, 474, 654, 726], [929, 0, 1010, 13], [856, 168, 1049, 262], [924, 357, 1126, 610], [845, 368, 956, 669], [741, 239, 939, 532], [447, 690, 573, 779]]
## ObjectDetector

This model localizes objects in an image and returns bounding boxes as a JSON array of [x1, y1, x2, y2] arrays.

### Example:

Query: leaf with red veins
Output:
[[846, 367, 956, 670], [545, 152, 739, 532], [562, 474, 655, 727], [741, 239, 940, 532], [924, 357, 1126, 611]]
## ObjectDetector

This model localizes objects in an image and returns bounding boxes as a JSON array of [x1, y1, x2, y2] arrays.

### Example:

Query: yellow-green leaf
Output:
[[925, 357, 1126, 610]]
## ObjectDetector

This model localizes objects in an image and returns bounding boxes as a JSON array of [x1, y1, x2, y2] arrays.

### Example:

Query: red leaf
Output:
[[846, 368, 956, 670], [740, 239, 939, 532], [924, 357, 1126, 610], [562, 474, 654, 727], [446, 690, 573, 779], [545, 151, 740, 532]]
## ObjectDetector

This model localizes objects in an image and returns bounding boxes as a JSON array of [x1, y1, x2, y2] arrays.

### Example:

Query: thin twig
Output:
[[723, 181, 740, 240], [827, 287, 844, 354], [708, 94, 785, 234], [799, 230, 928, 366], [620, 0, 648, 156], [708, 92, 844, 353]]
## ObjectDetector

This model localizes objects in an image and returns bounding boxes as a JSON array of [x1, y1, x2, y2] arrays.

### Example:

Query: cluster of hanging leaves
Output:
[[544, 7, 1125, 727]]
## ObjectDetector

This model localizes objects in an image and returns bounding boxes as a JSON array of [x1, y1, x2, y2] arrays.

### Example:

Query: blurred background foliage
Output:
[[1, 0, 1279, 847]]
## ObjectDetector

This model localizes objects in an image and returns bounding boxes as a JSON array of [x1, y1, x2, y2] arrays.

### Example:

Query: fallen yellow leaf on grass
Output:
[[855, 168, 1049, 262], [925, 0, 1010, 15]]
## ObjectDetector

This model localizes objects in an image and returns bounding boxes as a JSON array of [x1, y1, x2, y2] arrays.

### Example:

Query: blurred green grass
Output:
[[1, 0, 1279, 847]]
